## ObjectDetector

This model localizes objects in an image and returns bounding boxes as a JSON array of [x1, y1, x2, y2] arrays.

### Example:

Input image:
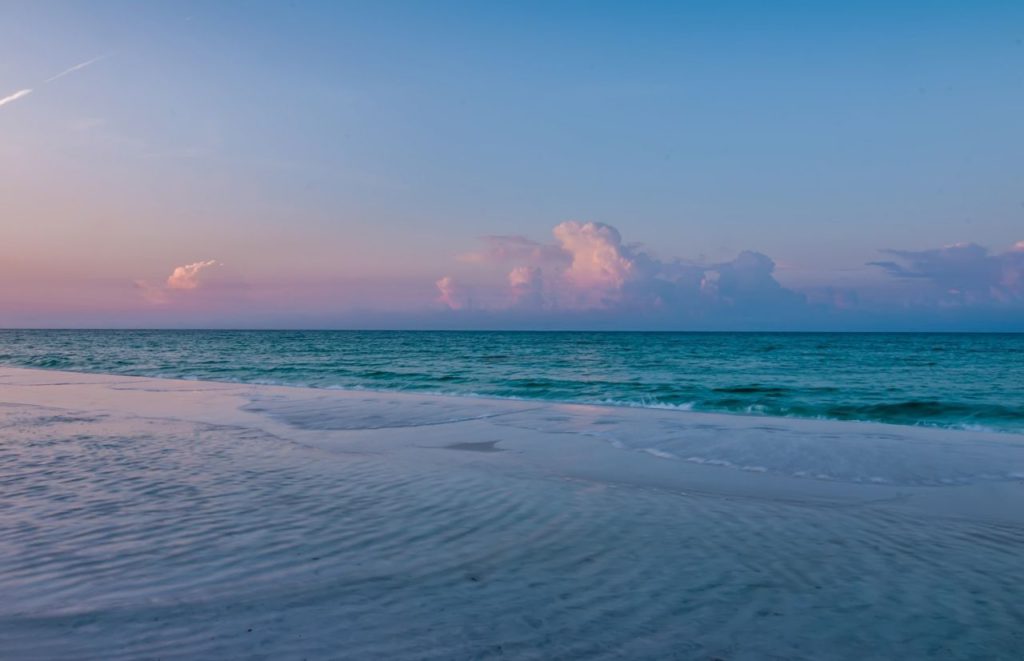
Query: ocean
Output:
[[1, 330, 1021, 433]]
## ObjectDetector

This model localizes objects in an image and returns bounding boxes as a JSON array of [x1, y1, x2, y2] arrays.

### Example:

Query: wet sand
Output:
[[1, 366, 1022, 659]]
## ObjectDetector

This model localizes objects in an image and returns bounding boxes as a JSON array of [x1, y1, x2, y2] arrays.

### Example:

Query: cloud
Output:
[[43, 54, 109, 84], [706, 250, 804, 308], [166, 260, 220, 290], [0, 89, 32, 108], [134, 280, 168, 305], [2, 54, 107, 111], [508, 266, 544, 308], [553, 221, 634, 305], [869, 241, 1024, 305], [459, 235, 569, 266], [440, 221, 805, 320], [436, 275, 467, 310], [135, 260, 221, 304]]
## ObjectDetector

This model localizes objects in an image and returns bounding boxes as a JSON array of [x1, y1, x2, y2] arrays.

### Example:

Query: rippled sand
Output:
[[1, 367, 1022, 659]]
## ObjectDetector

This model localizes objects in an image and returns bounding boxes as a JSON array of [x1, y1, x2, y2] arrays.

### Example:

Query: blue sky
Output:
[[1, 1, 1023, 328]]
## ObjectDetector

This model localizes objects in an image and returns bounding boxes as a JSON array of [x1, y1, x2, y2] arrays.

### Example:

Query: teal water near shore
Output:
[[0, 330, 1021, 432]]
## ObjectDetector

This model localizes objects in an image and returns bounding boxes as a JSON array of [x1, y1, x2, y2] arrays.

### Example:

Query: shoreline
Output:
[[3, 365, 1023, 519], [2, 361, 1021, 436]]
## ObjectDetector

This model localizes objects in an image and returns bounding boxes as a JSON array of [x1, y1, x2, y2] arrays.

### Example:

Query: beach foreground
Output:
[[1, 366, 1022, 659]]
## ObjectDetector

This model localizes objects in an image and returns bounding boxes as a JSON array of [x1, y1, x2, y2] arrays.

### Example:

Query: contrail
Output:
[[2, 53, 109, 112], [44, 54, 109, 84], [0, 89, 33, 107]]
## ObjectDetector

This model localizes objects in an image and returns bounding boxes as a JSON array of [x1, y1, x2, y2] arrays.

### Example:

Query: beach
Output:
[[7, 0, 1024, 657], [1, 365, 1022, 659]]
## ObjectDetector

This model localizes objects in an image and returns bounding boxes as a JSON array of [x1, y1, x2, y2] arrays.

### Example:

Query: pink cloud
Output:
[[552, 221, 634, 295], [435, 275, 467, 309], [166, 260, 220, 290], [439, 221, 804, 316], [134, 260, 222, 305]]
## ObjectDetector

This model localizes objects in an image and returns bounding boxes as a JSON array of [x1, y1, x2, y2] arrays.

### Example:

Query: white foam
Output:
[[641, 448, 676, 459]]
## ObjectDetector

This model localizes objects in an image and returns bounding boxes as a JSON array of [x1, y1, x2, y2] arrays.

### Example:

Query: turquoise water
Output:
[[0, 330, 1021, 432]]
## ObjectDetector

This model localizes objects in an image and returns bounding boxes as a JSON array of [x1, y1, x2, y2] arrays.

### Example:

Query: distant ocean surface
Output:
[[1, 330, 1022, 433]]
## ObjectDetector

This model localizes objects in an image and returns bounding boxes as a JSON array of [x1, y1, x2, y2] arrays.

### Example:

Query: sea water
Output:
[[1, 330, 1021, 432]]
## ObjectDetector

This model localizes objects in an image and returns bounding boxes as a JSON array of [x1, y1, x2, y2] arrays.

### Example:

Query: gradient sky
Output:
[[2, 1, 1023, 329]]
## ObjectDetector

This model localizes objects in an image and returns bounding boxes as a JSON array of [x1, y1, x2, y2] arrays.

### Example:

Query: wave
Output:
[[10, 360, 1020, 434], [19, 355, 76, 369], [713, 385, 790, 396], [1, 329, 1022, 434]]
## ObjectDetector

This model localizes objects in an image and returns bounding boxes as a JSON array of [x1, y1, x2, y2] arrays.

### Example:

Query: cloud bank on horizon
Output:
[[433, 222, 1024, 328], [869, 242, 1024, 307], [439, 221, 802, 315], [5, 225, 1020, 331]]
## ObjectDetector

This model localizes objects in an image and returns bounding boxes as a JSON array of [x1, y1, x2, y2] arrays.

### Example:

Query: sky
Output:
[[1, 0, 1023, 330]]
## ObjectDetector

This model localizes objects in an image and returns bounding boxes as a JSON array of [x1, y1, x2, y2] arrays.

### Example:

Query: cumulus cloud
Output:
[[0, 89, 32, 108], [135, 260, 221, 304], [167, 260, 220, 290], [707, 250, 804, 308], [552, 221, 634, 305], [440, 221, 805, 319], [870, 241, 1024, 305]]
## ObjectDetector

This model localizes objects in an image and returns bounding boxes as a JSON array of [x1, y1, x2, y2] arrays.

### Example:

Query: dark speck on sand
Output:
[[442, 440, 503, 453]]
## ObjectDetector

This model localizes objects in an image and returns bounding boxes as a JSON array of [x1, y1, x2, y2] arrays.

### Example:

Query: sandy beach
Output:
[[1, 366, 1022, 659]]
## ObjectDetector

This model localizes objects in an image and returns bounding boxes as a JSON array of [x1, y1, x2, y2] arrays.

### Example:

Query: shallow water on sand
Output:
[[1, 387, 1022, 660]]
